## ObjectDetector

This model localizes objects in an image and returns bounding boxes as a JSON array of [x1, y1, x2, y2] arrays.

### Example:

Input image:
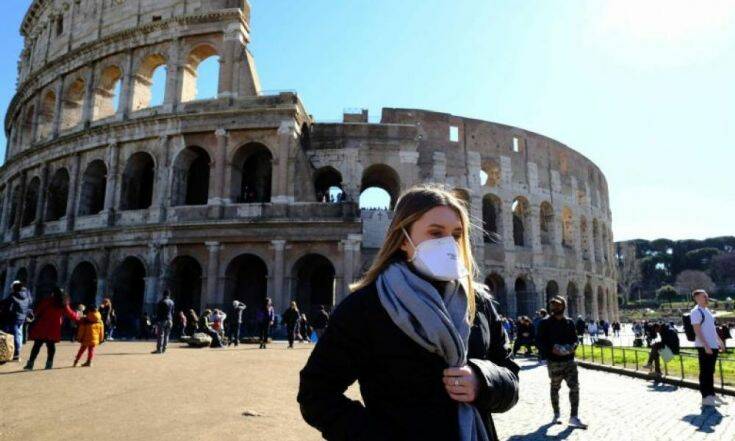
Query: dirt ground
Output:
[[0, 340, 356, 441]]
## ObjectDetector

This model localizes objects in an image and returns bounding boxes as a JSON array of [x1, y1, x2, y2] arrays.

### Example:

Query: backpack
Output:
[[682, 309, 705, 342]]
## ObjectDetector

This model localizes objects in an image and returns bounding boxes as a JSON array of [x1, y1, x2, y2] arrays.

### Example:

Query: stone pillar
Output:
[[80, 67, 96, 128], [205, 242, 222, 310], [272, 121, 298, 204], [96, 248, 111, 304], [30, 94, 42, 144], [12, 173, 27, 241], [271, 240, 286, 313], [3, 261, 15, 298], [103, 141, 120, 226], [65, 154, 81, 231], [529, 204, 542, 258], [1, 182, 13, 235], [501, 199, 515, 250], [340, 237, 358, 304], [399, 150, 420, 192], [219, 25, 240, 99], [553, 208, 564, 256], [164, 38, 181, 111], [591, 288, 600, 321], [51, 78, 64, 138], [144, 244, 162, 313], [210, 129, 229, 207], [576, 288, 585, 319], [58, 252, 70, 291], [34, 163, 50, 236], [154, 135, 171, 223], [119, 50, 135, 119], [504, 275, 518, 319]]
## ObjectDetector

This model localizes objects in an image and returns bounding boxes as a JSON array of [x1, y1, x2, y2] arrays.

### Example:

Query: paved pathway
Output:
[[495, 358, 735, 440]]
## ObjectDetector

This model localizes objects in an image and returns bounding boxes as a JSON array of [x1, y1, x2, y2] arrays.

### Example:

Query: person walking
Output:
[[298, 313, 311, 343], [177, 310, 188, 338], [152, 291, 175, 354], [575, 316, 586, 345], [24, 288, 78, 370], [690, 289, 727, 407], [311, 305, 329, 340], [642, 322, 680, 380], [257, 298, 274, 349], [0, 281, 32, 363], [98, 298, 117, 341], [227, 301, 246, 347], [537, 296, 587, 429], [73, 306, 104, 367], [298, 186, 519, 440], [587, 320, 598, 344], [282, 301, 300, 349]]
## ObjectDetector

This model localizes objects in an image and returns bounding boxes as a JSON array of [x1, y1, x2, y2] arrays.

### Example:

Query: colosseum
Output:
[[0, 0, 618, 336]]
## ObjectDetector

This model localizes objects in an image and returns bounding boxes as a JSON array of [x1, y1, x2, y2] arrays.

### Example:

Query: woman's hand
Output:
[[442, 365, 480, 403]]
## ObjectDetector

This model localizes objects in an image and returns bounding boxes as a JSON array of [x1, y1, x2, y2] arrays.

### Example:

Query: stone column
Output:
[[154, 135, 171, 223], [340, 238, 356, 305], [80, 67, 96, 128], [210, 128, 229, 207], [3, 261, 15, 298], [34, 163, 50, 236], [1, 182, 13, 236], [272, 121, 298, 204], [501, 199, 515, 250], [12, 173, 27, 241], [591, 288, 600, 321], [205, 242, 222, 310], [119, 50, 135, 119], [96, 248, 111, 304], [51, 78, 64, 138], [65, 154, 81, 231], [30, 94, 42, 144], [553, 208, 564, 256], [103, 141, 120, 226], [144, 244, 162, 313], [399, 150, 420, 192], [504, 275, 518, 319], [271, 240, 286, 313], [219, 24, 241, 99], [529, 204, 542, 260], [164, 38, 181, 112]]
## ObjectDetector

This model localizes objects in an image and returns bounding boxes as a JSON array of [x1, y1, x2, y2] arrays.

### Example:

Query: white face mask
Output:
[[402, 228, 469, 281]]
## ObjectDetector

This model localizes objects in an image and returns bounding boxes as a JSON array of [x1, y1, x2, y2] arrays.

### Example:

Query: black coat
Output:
[[297, 280, 520, 441]]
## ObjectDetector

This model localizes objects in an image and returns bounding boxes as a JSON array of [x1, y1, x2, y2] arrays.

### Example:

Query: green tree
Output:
[[656, 285, 678, 308]]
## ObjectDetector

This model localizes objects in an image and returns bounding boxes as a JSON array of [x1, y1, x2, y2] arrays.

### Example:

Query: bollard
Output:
[[611, 345, 615, 366], [634, 349, 639, 371], [679, 355, 685, 380], [622, 347, 627, 368], [719, 358, 726, 393], [600, 345, 605, 365], [591, 344, 595, 363]]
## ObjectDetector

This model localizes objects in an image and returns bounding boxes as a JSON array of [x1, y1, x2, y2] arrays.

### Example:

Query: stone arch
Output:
[[78, 160, 107, 216], [132, 53, 167, 111], [580, 216, 590, 260], [481, 159, 501, 187], [37, 90, 56, 140], [561, 207, 573, 248], [514, 276, 536, 317], [7, 186, 22, 230], [313, 166, 344, 203], [171, 146, 211, 206], [482, 193, 502, 243], [360, 163, 401, 209], [45, 168, 69, 221], [181, 44, 220, 102], [60, 77, 86, 131], [545, 280, 559, 307], [165, 256, 203, 314], [120, 152, 155, 210], [69, 261, 98, 308], [231, 143, 273, 203], [512, 196, 530, 247], [110, 256, 147, 337], [35, 264, 58, 300], [539, 201, 554, 245], [584, 282, 593, 319], [20, 105, 34, 147], [485, 273, 507, 316], [566, 281, 579, 318], [291, 253, 337, 316], [21, 176, 40, 227], [224, 254, 269, 325], [93, 65, 123, 120]]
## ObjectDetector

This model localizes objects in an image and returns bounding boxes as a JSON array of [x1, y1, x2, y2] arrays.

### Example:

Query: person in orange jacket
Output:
[[73, 306, 104, 367]]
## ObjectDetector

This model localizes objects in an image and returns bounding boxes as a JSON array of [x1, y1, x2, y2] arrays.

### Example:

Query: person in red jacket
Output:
[[23, 287, 78, 370]]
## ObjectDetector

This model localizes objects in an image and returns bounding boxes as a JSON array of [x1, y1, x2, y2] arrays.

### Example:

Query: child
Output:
[[74, 306, 104, 367]]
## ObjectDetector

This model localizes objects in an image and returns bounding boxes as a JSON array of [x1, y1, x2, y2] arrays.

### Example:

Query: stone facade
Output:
[[0, 1, 618, 335]]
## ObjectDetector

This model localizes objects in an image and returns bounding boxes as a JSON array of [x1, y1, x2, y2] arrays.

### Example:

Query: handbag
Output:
[[660, 346, 675, 363]]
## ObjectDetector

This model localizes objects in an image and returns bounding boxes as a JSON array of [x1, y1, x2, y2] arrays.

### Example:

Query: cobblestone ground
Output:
[[0, 342, 733, 441], [495, 358, 735, 440]]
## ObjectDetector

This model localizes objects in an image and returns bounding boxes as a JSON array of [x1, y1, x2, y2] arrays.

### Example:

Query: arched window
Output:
[[231, 143, 272, 203], [93, 65, 123, 120], [481, 159, 501, 187], [314, 167, 344, 203], [60, 77, 86, 131], [21, 177, 40, 227], [482, 194, 502, 243], [120, 152, 155, 210], [539, 201, 554, 245], [181, 45, 219, 102], [131, 54, 167, 111], [172, 146, 211, 206], [45, 168, 69, 221], [512, 197, 529, 247], [360, 164, 400, 210], [37, 91, 56, 141], [20, 106, 35, 147], [78, 160, 107, 216]]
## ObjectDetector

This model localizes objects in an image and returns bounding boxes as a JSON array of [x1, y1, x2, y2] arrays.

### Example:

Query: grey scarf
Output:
[[376, 261, 490, 441]]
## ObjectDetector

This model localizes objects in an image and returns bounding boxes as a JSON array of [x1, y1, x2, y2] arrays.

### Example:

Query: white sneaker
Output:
[[552, 413, 561, 425], [702, 396, 716, 407], [569, 416, 588, 429]]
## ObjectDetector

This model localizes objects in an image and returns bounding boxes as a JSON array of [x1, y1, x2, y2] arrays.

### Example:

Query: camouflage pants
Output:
[[547, 360, 580, 417]]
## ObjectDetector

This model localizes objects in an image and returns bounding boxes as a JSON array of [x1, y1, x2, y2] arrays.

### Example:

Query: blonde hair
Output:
[[350, 184, 481, 320]]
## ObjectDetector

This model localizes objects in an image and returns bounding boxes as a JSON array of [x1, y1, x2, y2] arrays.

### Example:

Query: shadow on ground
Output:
[[681, 407, 724, 433]]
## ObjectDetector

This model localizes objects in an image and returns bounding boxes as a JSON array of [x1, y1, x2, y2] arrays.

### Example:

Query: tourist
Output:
[[575, 316, 586, 344], [177, 310, 188, 338], [642, 322, 679, 380], [612, 321, 621, 338], [24, 287, 77, 370], [311, 305, 329, 340], [0, 281, 32, 363], [537, 296, 587, 428], [257, 298, 274, 349], [298, 186, 519, 440], [690, 289, 727, 407], [152, 291, 175, 354], [186, 309, 200, 336], [73, 306, 104, 367], [717, 324, 731, 353], [533, 309, 548, 357], [69, 303, 86, 342], [298, 313, 311, 343], [601, 320, 609, 338], [198, 309, 223, 348], [99, 298, 116, 341], [513, 316, 535, 357], [282, 301, 300, 349], [212, 308, 227, 339], [227, 300, 246, 347], [587, 320, 598, 344]]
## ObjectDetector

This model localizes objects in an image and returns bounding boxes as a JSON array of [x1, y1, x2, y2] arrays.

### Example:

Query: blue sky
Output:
[[1, 0, 733, 241]]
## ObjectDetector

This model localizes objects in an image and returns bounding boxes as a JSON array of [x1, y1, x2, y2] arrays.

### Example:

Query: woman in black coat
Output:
[[298, 186, 519, 441]]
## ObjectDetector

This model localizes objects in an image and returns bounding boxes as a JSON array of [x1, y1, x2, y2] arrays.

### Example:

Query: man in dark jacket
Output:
[[227, 300, 246, 347], [537, 296, 587, 429], [1, 281, 32, 362], [643, 322, 680, 378], [153, 291, 175, 354], [282, 301, 301, 349], [311, 305, 330, 339], [575, 316, 586, 344]]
